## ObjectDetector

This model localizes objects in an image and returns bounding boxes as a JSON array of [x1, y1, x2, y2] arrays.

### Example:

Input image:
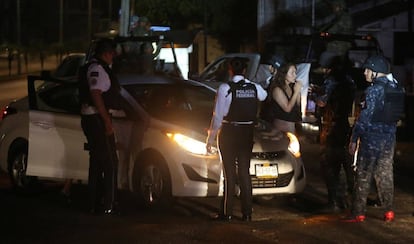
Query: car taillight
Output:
[[0, 106, 17, 120]]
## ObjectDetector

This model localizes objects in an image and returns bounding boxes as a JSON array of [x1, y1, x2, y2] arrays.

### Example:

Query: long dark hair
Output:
[[269, 62, 296, 94]]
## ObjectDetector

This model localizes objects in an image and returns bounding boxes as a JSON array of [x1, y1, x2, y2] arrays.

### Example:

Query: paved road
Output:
[[0, 139, 413, 243], [0, 57, 413, 243]]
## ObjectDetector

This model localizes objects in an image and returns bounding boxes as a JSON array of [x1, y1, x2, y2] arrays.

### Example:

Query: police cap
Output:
[[94, 38, 116, 56], [363, 55, 390, 73], [266, 54, 285, 69]]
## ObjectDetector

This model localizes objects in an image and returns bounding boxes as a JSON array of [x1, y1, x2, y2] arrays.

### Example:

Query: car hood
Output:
[[253, 122, 290, 152]]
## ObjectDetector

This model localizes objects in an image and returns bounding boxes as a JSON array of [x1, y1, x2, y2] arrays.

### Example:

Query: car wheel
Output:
[[8, 141, 38, 191], [134, 153, 172, 208]]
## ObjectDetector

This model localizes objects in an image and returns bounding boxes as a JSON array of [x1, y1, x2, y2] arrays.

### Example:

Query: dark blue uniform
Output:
[[317, 73, 355, 209], [350, 76, 397, 216]]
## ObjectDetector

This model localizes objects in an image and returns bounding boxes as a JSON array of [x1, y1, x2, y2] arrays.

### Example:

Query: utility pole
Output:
[[312, 0, 315, 29], [257, 0, 276, 53], [108, 0, 112, 20], [59, 0, 63, 62], [409, 0, 413, 32], [203, 0, 208, 67], [59, 0, 63, 45], [16, 0, 21, 74], [88, 0, 92, 40], [119, 0, 130, 37]]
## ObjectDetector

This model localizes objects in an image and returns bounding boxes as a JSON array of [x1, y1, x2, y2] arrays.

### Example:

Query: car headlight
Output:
[[286, 132, 301, 158], [166, 133, 218, 156]]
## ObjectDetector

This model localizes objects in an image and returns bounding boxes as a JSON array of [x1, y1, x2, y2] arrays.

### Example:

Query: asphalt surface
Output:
[[0, 138, 413, 244]]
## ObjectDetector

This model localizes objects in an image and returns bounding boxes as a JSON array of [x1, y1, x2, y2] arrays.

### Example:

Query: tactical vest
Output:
[[224, 80, 258, 123], [372, 81, 405, 123], [78, 59, 124, 110]]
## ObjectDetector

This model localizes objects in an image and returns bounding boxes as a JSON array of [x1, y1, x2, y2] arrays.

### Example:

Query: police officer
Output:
[[132, 16, 151, 36], [206, 57, 267, 222], [314, 51, 355, 212], [264, 54, 285, 88], [320, 0, 353, 35], [80, 38, 124, 215], [260, 54, 285, 123], [344, 55, 402, 222]]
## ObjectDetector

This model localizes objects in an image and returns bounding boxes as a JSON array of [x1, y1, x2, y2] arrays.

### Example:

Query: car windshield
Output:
[[124, 82, 215, 132], [86, 36, 182, 78], [53, 54, 85, 78]]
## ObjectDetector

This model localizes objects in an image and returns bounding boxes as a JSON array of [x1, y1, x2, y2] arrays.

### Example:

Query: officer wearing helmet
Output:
[[313, 51, 355, 212], [344, 55, 404, 222], [79, 38, 125, 215]]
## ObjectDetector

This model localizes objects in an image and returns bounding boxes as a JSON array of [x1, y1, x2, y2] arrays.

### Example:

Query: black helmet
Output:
[[363, 55, 390, 73], [266, 54, 285, 69], [319, 51, 341, 69], [94, 38, 116, 56]]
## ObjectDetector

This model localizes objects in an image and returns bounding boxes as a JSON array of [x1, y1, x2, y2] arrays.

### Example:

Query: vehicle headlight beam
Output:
[[286, 132, 301, 158], [166, 133, 218, 156]]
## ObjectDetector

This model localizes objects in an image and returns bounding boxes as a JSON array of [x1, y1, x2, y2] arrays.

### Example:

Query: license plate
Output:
[[255, 164, 278, 178]]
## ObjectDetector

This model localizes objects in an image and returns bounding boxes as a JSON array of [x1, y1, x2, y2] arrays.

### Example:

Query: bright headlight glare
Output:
[[286, 132, 301, 158], [166, 133, 217, 155]]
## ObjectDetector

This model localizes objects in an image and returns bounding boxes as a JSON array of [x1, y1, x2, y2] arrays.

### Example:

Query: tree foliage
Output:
[[134, 0, 204, 29], [134, 0, 257, 52]]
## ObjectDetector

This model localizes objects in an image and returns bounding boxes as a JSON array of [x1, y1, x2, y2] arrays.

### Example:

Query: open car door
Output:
[[26, 75, 89, 181]]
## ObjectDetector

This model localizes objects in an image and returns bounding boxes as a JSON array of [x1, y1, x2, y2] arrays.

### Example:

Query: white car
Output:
[[0, 36, 306, 207]]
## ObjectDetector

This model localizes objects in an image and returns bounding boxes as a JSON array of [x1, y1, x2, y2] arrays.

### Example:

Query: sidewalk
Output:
[[0, 55, 59, 81]]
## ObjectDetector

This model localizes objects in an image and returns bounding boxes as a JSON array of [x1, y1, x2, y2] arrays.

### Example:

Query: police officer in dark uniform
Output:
[[79, 38, 124, 215], [344, 55, 403, 222], [264, 54, 285, 88], [314, 51, 355, 212], [260, 54, 285, 124], [206, 57, 267, 221]]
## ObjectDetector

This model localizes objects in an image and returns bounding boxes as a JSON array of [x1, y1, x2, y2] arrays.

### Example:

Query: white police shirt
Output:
[[87, 59, 111, 93], [206, 75, 267, 144]]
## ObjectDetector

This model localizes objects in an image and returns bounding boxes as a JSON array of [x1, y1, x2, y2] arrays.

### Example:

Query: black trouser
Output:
[[218, 123, 254, 216], [320, 123, 354, 206], [320, 146, 354, 204], [81, 114, 119, 211]]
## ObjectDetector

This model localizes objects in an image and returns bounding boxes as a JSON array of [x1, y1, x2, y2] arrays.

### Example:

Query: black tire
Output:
[[7, 141, 38, 192], [133, 153, 172, 208]]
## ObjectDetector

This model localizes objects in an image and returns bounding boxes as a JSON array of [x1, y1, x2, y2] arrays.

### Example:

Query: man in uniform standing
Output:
[[206, 57, 267, 221], [314, 51, 355, 212], [79, 38, 124, 215], [344, 55, 404, 222]]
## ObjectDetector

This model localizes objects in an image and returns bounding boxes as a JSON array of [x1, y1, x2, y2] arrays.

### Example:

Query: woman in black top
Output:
[[268, 62, 302, 133]]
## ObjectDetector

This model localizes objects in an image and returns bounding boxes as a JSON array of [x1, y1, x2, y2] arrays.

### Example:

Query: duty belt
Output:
[[81, 104, 98, 115], [109, 109, 127, 118], [222, 120, 254, 126]]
